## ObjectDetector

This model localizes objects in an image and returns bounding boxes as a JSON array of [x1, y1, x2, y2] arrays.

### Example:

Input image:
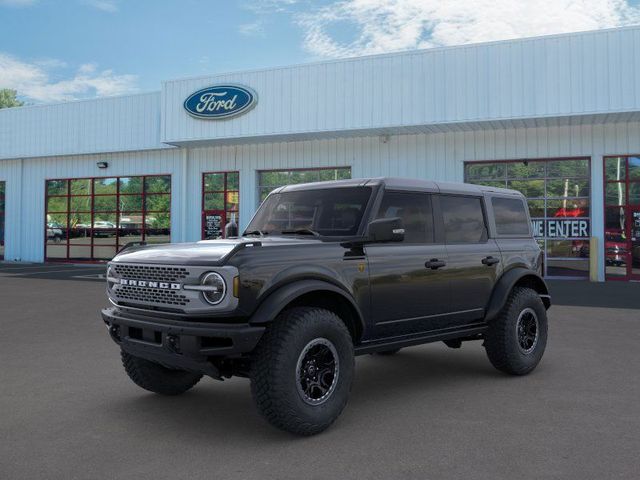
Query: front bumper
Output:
[[101, 307, 265, 378]]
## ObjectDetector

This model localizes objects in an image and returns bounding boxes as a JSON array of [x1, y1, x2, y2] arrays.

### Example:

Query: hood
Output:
[[111, 236, 324, 266]]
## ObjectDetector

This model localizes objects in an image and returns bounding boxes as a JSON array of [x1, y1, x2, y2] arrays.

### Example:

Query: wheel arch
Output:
[[248, 279, 365, 342], [485, 268, 551, 322]]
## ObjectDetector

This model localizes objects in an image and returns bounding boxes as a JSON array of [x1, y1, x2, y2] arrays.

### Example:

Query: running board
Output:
[[354, 323, 488, 356]]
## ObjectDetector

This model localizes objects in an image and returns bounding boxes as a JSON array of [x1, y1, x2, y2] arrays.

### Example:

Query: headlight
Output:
[[201, 272, 226, 305]]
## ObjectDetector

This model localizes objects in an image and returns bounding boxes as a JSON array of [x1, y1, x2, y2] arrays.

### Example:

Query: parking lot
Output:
[[1, 263, 639, 480]]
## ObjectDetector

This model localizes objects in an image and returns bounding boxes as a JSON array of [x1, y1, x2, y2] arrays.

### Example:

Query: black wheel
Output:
[[375, 348, 401, 356], [121, 351, 202, 395], [250, 307, 354, 436], [484, 287, 548, 375]]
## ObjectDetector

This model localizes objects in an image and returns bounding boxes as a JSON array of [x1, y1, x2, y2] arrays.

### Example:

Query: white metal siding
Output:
[[163, 27, 640, 145], [1, 117, 638, 280], [0, 92, 166, 160]]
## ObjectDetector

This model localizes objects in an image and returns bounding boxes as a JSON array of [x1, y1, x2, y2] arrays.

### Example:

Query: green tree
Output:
[[0, 89, 24, 109]]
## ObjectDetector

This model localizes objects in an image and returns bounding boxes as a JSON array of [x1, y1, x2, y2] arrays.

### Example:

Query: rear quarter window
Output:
[[492, 197, 530, 236]]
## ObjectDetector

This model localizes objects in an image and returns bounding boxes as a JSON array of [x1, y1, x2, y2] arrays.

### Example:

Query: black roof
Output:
[[276, 177, 523, 197]]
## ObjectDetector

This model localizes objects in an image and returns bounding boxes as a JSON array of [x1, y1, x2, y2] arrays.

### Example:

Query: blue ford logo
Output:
[[184, 84, 257, 119]]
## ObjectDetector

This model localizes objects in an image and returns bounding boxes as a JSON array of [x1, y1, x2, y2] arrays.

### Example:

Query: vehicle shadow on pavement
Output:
[[100, 345, 504, 441]]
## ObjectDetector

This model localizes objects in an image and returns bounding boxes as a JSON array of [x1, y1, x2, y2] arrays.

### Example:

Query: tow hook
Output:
[[108, 324, 121, 343], [166, 334, 181, 354]]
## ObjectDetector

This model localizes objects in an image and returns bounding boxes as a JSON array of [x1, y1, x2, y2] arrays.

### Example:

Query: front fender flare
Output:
[[484, 268, 550, 322], [248, 279, 365, 332]]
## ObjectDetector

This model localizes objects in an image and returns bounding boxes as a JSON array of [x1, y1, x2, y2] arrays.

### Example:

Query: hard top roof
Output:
[[275, 177, 523, 197]]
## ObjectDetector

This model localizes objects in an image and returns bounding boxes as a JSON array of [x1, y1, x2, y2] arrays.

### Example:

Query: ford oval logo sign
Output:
[[183, 84, 257, 119]]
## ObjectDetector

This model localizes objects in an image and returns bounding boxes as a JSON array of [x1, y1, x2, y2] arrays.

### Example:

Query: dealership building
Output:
[[1, 26, 639, 281]]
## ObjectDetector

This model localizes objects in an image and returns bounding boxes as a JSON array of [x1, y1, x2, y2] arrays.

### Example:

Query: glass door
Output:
[[604, 156, 640, 281], [631, 207, 640, 280], [202, 171, 239, 240]]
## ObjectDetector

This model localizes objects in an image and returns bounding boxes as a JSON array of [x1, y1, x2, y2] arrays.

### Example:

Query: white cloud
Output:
[[297, 0, 640, 58], [81, 0, 119, 12], [0, 52, 138, 103], [239, 20, 266, 36]]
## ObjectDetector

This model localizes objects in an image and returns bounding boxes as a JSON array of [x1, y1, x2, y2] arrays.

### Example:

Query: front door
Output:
[[366, 191, 451, 338]]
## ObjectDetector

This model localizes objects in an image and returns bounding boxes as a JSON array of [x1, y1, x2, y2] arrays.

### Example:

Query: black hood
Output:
[[111, 236, 324, 266]]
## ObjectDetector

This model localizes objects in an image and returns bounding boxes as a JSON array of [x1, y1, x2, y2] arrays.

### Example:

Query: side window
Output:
[[492, 197, 530, 236], [376, 191, 434, 243], [440, 195, 487, 244]]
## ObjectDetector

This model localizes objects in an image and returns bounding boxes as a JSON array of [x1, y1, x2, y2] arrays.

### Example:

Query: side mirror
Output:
[[366, 217, 405, 243]]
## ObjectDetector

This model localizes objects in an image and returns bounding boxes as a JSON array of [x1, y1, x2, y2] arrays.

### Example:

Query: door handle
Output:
[[482, 256, 500, 266], [425, 259, 446, 270]]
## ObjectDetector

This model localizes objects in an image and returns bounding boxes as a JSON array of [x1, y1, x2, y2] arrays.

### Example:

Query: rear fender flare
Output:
[[485, 268, 550, 322]]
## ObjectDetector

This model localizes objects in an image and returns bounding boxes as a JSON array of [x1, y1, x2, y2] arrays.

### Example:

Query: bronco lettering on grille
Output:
[[119, 279, 181, 290]]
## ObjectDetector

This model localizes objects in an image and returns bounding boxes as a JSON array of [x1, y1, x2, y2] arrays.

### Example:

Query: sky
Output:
[[1, 0, 640, 104]]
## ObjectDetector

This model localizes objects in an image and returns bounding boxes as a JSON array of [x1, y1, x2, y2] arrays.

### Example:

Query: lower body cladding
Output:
[[101, 307, 265, 379]]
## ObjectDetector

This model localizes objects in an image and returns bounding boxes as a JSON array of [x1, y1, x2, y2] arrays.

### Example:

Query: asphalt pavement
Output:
[[1, 264, 639, 479]]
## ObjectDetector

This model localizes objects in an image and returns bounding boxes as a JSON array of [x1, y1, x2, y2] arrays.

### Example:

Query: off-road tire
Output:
[[484, 287, 548, 375], [376, 348, 401, 355], [250, 307, 355, 436], [121, 350, 202, 395]]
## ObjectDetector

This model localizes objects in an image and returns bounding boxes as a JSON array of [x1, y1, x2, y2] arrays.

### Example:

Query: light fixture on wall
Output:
[[97, 162, 108, 169]]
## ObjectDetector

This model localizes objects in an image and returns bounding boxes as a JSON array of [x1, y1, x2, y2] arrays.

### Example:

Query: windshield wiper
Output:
[[243, 229, 268, 237], [281, 228, 320, 237]]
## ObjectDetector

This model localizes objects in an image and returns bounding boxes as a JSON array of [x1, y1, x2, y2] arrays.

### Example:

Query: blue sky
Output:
[[1, 0, 640, 103]]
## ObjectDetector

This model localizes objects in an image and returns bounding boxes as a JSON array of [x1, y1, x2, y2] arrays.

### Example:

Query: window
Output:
[[603, 156, 640, 280], [202, 171, 239, 239], [441, 195, 487, 244], [492, 197, 530, 235], [45, 175, 171, 261], [0, 181, 5, 259], [246, 187, 371, 237], [465, 158, 591, 278], [257, 167, 351, 203], [376, 191, 434, 243]]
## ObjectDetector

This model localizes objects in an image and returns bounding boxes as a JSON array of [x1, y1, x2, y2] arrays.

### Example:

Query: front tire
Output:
[[250, 307, 354, 436], [484, 287, 548, 375], [121, 351, 202, 395]]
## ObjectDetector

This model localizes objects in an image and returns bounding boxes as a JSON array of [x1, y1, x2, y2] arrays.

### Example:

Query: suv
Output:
[[102, 178, 551, 435]]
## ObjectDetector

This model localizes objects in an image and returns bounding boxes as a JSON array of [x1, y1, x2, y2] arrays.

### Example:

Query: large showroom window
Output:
[[257, 167, 352, 203], [45, 175, 171, 261], [604, 156, 640, 281], [465, 158, 591, 278], [202, 171, 239, 239], [0, 181, 5, 260]]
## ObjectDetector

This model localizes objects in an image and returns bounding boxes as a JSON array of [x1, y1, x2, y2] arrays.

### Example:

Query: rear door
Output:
[[365, 190, 451, 338], [438, 194, 502, 324]]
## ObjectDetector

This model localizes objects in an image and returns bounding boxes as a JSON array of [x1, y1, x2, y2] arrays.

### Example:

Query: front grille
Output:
[[111, 263, 192, 308], [113, 264, 189, 282], [116, 285, 190, 306]]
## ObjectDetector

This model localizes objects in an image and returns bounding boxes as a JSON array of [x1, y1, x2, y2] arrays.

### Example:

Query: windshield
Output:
[[245, 187, 373, 237]]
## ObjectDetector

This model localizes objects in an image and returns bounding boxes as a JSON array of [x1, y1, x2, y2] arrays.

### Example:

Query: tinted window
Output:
[[441, 195, 487, 243], [376, 192, 433, 243], [492, 197, 530, 235], [246, 187, 371, 237]]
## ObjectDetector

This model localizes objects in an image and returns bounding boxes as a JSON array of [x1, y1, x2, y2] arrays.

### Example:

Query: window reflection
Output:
[[45, 175, 171, 261], [465, 158, 591, 278]]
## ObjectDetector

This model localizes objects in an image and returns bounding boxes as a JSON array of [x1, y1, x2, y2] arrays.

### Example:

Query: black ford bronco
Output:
[[102, 177, 551, 435]]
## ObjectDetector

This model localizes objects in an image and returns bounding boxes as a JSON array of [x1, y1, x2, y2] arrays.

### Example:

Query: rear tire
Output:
[[484, 287, 548, 375], [121, 351, 202, 395], [250, 307, 354, 436]]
